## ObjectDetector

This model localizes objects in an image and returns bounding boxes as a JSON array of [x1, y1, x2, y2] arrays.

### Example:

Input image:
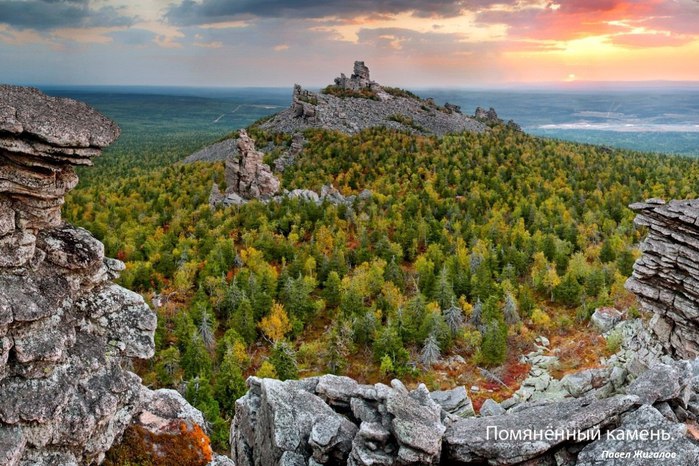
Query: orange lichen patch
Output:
[[103, 421, 212, 466], [687, 423, 699, 441]]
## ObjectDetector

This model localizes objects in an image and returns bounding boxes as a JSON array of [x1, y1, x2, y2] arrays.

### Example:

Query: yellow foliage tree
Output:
[[259, 301, 291, 343]]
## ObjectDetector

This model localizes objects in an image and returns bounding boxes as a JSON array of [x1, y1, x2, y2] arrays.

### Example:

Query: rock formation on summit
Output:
[[626, 198, 699, 359], [258, 60, 487, 136], [0, 85, 156, 465], [333, 60, 379, 92]]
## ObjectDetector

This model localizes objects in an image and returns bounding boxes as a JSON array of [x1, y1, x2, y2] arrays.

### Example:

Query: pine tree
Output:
[[385, 256, 404, 289], [324, 271, 342, 308], [270, 341, 298, 381], [503, 293, 520, 325], [154, 346, 181, 387], [198, 310, 215, 351], [214, 349, 247, 417], [230, 296, 256, 345], [471, 298, 483, 329], [325, 325, 348, 374], [443, 299, 464, 336], [435, 266, 455, 309], [182, 332, 212, 379], [420, 333, 441, 367], [340, 285, 365, 317], [352, 311, 376, 347], [480, 320, 507, 366], [403, 293, 426, 344]]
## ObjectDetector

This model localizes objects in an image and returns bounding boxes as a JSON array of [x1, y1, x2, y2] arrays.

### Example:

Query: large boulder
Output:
[[443, 395, 639, 464], [430, 386, 475, 418], [591, 307, 623, 333], [577, 405, 699, 465]]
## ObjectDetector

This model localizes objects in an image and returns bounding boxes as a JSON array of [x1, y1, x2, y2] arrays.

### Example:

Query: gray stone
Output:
[[577, 405, 699, 465], [626, 198, 699, 359], [259, 61, 487, 137], [0, 198, 14, 237], [208, 453, 236, 466], [137, 388, 206, 434], [443, 395, 639, 464], [231, 377, 357, 466], [0, 426, 25, 466], [385, 383, 445, 464], [591, 307, 623, 333], [0, 85, 156, 465], [626, 363, 682, 405], [224, 129, 280, 200], [0, 85, 120, 148], [430, 386, 475, 417], [479, 398, 505, 417], [561, 367, 610, 398]]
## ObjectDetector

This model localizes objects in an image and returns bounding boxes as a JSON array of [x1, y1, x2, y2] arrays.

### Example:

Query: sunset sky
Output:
[[1, 0, 698, 87]]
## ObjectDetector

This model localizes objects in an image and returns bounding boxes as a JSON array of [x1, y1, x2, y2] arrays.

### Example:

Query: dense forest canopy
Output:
[[67, 123, 699, 450]]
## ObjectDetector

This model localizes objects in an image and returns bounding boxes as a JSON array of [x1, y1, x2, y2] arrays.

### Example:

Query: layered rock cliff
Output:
[[625, 198, 699, 359], [0, 85, 157, 465]]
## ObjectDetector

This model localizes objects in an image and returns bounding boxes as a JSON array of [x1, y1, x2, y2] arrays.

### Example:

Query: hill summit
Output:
[[257, 60, 487, 136]]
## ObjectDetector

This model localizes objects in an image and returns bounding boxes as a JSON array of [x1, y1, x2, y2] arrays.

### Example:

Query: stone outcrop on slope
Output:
[[208, 130, 369, 208], [258, 61, 487, 136], [625, 198, 699, 359], [0, 85, 156, 465], [225, 129, 280, 200]]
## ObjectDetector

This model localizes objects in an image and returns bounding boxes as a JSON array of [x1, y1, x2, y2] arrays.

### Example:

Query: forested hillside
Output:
[[66, 124, 699, 449]]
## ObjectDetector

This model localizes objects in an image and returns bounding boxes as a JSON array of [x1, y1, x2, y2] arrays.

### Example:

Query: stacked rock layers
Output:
[[626, 198, 699, 359], [0, 85, 156, 465]]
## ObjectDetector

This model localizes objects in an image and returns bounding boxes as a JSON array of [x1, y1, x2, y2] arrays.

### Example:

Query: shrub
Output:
[[531, 308, 552, 329], [606, 330, 623, 354], [321, 85, 379, 100]]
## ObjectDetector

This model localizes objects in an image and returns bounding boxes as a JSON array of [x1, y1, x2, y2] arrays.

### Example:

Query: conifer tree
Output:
[[270, 341, 298, 381], [420, 333, 441, 367], [214, 350, 247, 417], [443, 299, 465, 336]]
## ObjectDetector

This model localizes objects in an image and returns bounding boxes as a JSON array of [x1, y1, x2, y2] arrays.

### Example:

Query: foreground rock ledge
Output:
[[230, 369, 699, 466], [0, 85, 157, 465]]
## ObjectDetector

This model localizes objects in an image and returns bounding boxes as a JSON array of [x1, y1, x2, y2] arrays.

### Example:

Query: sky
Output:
[[0, 0, 698, 87]]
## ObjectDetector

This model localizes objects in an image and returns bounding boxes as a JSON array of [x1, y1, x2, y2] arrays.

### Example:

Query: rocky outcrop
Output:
[[274, 133, 305, 172], [232, 375, 446, 466], [224, 129, 279, 200], [333, 61, 379, 92], [259, 61, 487, 137], [231, 357, 699, 466], [0, 85, 156, 464], [626, 198, 699, 359], [474, 106, 499, 123], [208, 130, 370, 208]]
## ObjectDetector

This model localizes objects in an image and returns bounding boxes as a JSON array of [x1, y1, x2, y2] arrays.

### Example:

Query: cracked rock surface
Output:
[[0, 85, 156, 465]]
